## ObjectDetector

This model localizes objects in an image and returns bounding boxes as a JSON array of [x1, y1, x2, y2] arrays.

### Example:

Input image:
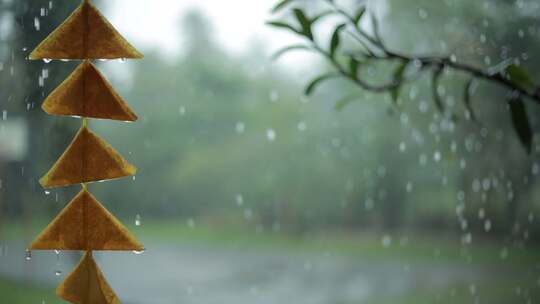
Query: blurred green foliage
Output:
[[1, 0, 540, 242]]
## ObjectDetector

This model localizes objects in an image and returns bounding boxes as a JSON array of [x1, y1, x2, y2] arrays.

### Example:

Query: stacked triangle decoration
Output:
[[43, 60, 138, 121], [40, 125, 136, 188], [57, 252, 120, 304], [29, 1, 143, 60], [28, 0, 145, 302], [29, 189, 144, 251]]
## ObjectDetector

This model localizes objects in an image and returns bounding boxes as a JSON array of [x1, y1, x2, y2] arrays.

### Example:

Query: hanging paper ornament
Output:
[[28, 0, 144, 302]]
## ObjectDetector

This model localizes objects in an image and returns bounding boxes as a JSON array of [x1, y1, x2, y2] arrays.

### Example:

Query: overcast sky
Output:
[[104, 0, 298, 59]]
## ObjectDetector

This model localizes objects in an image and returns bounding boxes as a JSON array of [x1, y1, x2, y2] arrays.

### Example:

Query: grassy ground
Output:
[[135, 218, 540, 266], [2, 218, 539, 303], [0, 278, 58, 304]]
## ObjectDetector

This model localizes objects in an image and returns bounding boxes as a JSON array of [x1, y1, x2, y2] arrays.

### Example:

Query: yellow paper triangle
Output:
[[29, 1, 143, 60], [57, 251, 120, 304], [42, 61, 137, 121], [40, 125, 136, 188], [29, 189, 144, 251]]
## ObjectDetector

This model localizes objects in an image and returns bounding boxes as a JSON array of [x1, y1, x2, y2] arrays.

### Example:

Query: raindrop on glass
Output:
[[484, 220, 492, 232], [25, 250, 32, 261], [133, 250, 145, 255], [499, 247, 509, 259], [418, 8, 428, 19], [235, 194, 243, 206], [135, 214, 141, 226], [43, 58, 52, 63], [266, 129, 276, 142], [54, 270, 62, 276], [433, 151, 441, 162], [235, 122, 245, 134], [34, 17, 40, 31], [297, 121, 307, 132], [381, 235, 392, 248]]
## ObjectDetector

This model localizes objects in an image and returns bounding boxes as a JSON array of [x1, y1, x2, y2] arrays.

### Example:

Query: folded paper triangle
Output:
[[57, 251, 120, 304], [29, 1, 143, 60], [29, 189, 144, 251], [42, 61, 137, 121], [40, 126, 136, 188]]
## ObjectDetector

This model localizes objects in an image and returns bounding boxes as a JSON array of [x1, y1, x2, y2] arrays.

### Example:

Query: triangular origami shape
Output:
[[40, 126, 136, 188], [29, 189, 144, 251], [29, 1, 143, 60], [42, 61, 137, 121], [57, 251, 120, 304]]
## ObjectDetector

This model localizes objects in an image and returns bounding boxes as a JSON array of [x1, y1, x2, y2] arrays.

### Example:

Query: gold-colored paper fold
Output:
[[42, 61, 137, 121], [57, 251, 121, 304], [40, 126, 136, 188], [29, 1, 143, 60], [29, 189, 144, 251]]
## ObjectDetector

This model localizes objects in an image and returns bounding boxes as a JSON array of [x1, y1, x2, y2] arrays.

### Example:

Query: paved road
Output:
[[0, 240, 480, 304]]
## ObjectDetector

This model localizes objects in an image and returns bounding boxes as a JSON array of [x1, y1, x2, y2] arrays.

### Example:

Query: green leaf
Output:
[[348, 57, 360, 79], [353, 7, 366, 24], [390, 60, 408, 103], [509, 97, 532, 153], [305, 73, 337, 95], [271, 0, 295, 13], [330, 24, 346, 58], [266, 21, 300, 34], [504, 64, 536, 92], [293, 8, 313, 40], [335, 95, 360, 111], [271, 44, 310, 60], [432, 67, 445, 112], [463, 78, 477, 121]]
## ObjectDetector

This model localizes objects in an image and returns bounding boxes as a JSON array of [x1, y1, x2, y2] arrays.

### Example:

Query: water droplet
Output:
[[418, 8, 428, 19], [499, 247, 509, 259], [133, 250, 145, 255], [44, 190, 50, 195], [266, 129, 276, 141], [54, 270, 62, 276], [25, 250, 32, 261], [54, 249, 60, 255], [433, 151, 441, 162], [269, 90, 279, 102], [243, 208, 253, 220], [235, 122, 245, 134], [43, 58, 52, 63], [235, 194, 244, 206], [405, 182, 413, 192], [381, 235, 392, 248], [135, 214, 141, 226], [34, 17, 40, 31], [297, 121, 307, 132], [132, 176, 136, 181], [484, 220, 492, 232]]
